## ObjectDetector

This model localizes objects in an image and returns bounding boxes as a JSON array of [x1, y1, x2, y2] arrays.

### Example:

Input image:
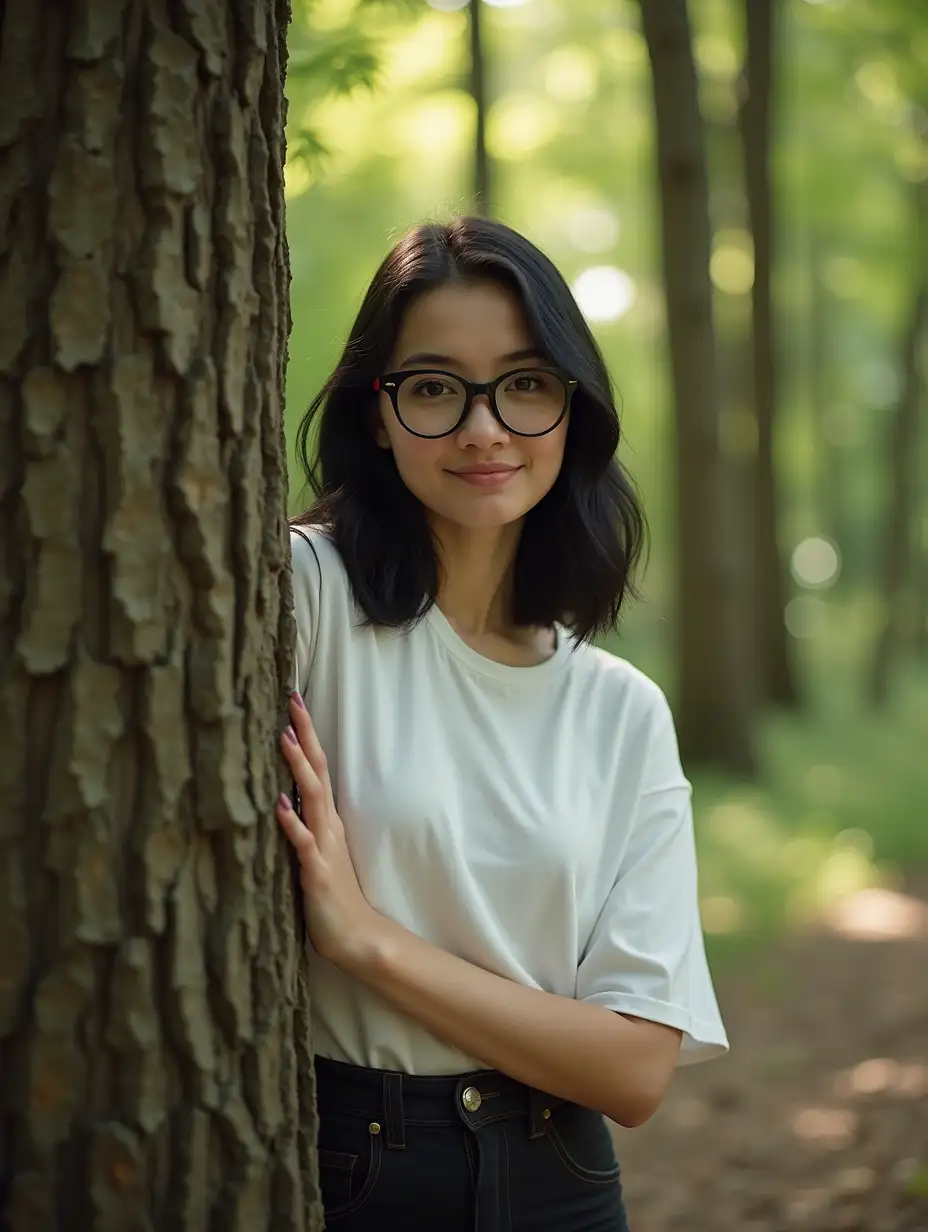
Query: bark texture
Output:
[[0, 1, 321, 1228], [738, 0, 798, 709], [638, 0, 755, 773]]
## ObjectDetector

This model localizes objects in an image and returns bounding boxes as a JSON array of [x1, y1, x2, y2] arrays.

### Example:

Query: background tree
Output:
[[638, 0, 754, 773], [737, 0, 798, 710], [469, 0, 491, 215], [258, 0, 928, 936], [0, 2, 322, 1228], [868, 184, 927, 703]]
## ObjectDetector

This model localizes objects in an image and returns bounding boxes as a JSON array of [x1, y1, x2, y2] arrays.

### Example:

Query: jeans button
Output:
[[461, 1086, 482, 1113]]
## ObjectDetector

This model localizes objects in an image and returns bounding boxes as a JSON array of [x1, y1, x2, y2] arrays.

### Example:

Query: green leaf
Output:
[[289, 126, 330, 170], [288, 33, 380, 95]]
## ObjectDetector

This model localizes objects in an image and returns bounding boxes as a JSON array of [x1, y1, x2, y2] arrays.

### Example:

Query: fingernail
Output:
[[291, 690, 305, 709], [278, 792, 291, 810], [284, 726, 298, 744]]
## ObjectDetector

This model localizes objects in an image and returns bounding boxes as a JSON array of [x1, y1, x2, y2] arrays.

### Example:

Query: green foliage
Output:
[[289, 36, 380, 94], [287, 0, 421, 168]]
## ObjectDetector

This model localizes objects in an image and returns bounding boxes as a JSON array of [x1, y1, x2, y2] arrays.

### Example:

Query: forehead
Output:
[[391, 281, 538, 370]]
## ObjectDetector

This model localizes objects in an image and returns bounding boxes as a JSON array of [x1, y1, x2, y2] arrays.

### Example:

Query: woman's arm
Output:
[[277, 692, 682, 1128], [343, 917, 682, 1128]]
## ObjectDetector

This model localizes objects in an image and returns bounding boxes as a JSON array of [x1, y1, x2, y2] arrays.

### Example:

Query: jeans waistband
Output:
[[314, 1056, 567, 1151]]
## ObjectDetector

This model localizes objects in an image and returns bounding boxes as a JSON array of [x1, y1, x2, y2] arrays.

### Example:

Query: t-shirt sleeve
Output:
[[575, 689, 729, 1066], [290, 527, 323, 698]]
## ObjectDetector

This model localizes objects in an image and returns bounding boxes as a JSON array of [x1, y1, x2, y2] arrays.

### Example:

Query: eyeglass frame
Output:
[[372, 366, 579, 439]]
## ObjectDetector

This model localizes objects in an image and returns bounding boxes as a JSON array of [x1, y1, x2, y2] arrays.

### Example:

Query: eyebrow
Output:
[[397, 347, 547, 368]]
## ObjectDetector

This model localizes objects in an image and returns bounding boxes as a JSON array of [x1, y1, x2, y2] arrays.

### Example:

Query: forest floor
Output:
[[610, 875, 928, 1232]]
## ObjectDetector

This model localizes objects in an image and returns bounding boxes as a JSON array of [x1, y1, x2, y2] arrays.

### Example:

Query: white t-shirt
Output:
[[291, 527, 729, 1075]]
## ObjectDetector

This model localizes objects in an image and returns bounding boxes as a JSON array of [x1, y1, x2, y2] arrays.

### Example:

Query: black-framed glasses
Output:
[[373, 367, 578, 439]]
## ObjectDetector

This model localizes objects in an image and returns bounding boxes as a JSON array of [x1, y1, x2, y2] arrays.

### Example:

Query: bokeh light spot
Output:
[[571, 266, 637, 322], [710, 240, 755, 295], [487, 94, 558, 158], [784, 596, 827, 639], [543, 45, 598, 102], [565, 207, 620, 253], [791, 536, 841, 588]]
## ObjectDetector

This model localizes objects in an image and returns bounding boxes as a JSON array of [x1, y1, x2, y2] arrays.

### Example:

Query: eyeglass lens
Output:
[[395, 370, 567, 437]]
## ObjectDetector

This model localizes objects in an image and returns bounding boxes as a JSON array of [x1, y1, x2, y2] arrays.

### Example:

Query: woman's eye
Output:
[[510, 374, 541, 392], [414, 380, 451, 397]]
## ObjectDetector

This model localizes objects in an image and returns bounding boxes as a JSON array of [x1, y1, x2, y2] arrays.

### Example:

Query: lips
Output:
[[452, 466, 519, 476], [447, 464, 523, 489]]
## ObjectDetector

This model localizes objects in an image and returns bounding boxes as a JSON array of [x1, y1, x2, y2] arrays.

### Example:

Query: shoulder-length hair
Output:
[[292, 216, 646, 642]]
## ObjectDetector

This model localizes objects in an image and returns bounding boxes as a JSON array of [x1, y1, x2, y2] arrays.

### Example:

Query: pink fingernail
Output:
[[291, 691, 305, 709], [278, 792, 291, 809], [284, 726, 298, 744]]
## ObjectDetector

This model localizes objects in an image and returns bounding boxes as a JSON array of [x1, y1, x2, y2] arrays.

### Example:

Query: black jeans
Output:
[[314, 1057, 630, 1231]]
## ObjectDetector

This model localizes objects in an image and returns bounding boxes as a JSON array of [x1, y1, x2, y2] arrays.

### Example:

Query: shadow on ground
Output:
[[611, 877, 928, 1231]]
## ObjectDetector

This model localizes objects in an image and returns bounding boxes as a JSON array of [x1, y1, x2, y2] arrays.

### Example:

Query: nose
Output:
[[456, 393, 509, 447]]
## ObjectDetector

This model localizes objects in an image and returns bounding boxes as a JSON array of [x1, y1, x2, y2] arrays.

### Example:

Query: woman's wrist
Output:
[[326, 906, 394, 975]]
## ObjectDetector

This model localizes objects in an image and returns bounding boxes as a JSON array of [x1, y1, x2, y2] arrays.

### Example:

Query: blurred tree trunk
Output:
[[808, 231, 841, 547], [468, 0, 491, 216], [868, 262, 927, 704], [0, 2, 321, 1229], [916, 365, 928, 660], [706, 113, 760, 716], [638, 0, 755, 774], [738, 0, 798, 709]]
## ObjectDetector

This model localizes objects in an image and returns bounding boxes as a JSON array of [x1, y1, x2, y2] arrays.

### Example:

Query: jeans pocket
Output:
[[545, 1105, 621, 1186], [318, 1117, 384, 1220]]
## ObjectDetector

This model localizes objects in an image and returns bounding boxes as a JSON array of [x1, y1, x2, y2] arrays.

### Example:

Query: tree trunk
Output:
[[915, 365, 928, 660], [807, 231, 836, 543], [706, 114, 760, 718], [468, 0, 491, 216], [0, 2, 322, 1228], [738, 0, 798, 709], [638, 0, 755, 774], [868, 276, 927, 704]]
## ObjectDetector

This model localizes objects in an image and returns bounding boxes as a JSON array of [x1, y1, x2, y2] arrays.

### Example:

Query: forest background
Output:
[[285, 0, 928, 959]]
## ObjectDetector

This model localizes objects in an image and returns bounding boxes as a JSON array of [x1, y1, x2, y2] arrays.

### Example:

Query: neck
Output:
[[430, 518, 523, 637]]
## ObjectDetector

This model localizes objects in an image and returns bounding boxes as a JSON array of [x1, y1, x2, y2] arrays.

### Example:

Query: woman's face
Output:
[[375, 280, 569, 536]]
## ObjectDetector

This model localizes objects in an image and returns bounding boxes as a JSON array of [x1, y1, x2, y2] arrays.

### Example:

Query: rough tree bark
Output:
[[738, 0, 798, 709], [468, 0, 491, 217], [638, 0, 755, 773], [0, 2, 322, 1229]]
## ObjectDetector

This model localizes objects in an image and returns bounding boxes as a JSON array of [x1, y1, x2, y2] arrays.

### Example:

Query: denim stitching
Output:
[[502, 1124, 513, 1232], [545, 1122, 620, 1186], [325, 1126, 384, 1219]]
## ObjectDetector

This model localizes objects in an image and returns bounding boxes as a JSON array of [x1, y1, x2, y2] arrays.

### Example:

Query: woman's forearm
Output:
[[341, 915, 682, 1128]]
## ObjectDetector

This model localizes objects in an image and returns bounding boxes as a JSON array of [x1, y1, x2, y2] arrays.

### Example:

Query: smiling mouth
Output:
[[448, 466, 523, 487]]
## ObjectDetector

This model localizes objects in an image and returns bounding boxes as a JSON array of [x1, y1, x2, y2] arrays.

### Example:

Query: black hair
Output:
[[292, 216, 647, 642]]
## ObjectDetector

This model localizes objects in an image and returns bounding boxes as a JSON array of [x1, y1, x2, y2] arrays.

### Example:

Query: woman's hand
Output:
[[276, 691, 380, 968]]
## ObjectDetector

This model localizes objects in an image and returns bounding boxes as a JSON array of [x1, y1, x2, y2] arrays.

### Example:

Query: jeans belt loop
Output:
[[528, 1087, 550, 1140], [382, 1071, 406, 1150]]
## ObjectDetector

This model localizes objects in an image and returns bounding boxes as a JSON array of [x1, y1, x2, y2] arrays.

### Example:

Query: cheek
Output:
[[389, 436, 444, 494], [526, 431, 567, 484]]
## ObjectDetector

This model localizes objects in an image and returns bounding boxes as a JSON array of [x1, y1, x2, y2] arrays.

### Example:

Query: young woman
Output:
[[276, 216, 728, 1230]]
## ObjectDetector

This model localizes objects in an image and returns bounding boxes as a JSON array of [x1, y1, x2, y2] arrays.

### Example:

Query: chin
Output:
[[429, 494, 532, 532]]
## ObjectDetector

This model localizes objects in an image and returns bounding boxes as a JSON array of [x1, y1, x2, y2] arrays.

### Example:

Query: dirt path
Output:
[[611, 880, 928, 1231]]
